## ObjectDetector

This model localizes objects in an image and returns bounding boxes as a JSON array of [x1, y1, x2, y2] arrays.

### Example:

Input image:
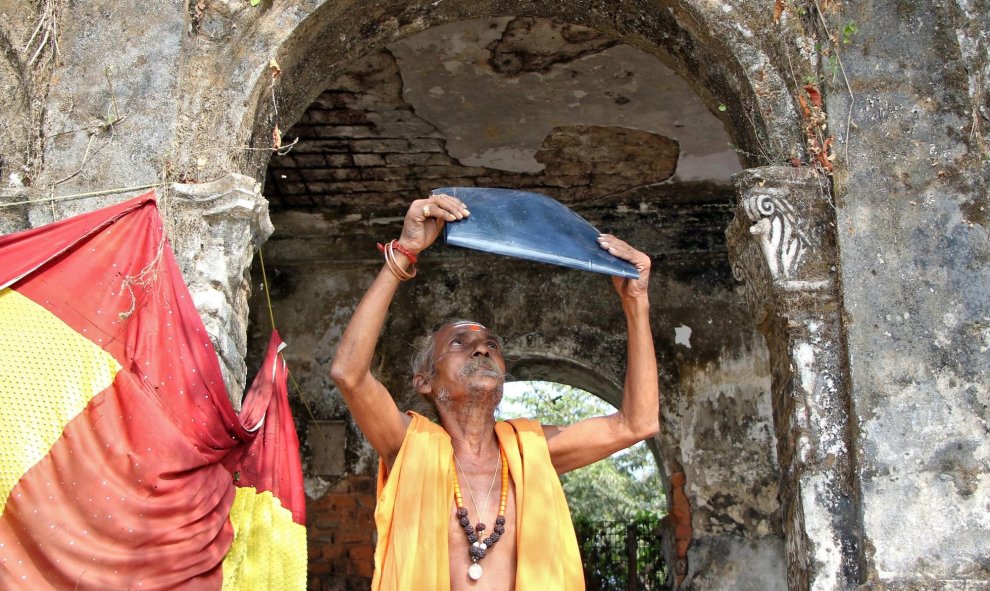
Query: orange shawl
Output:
[[373, 412, 584, 590]]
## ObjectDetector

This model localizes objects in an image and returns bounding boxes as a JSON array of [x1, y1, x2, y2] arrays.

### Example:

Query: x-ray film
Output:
[[434, 187, 640, 279]]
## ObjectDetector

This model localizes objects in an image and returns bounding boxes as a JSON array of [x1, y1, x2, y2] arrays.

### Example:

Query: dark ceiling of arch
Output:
[[262, 17, 742, 284]]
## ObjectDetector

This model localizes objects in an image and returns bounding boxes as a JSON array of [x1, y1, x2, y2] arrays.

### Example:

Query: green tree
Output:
[[498, 381, 665, 521]]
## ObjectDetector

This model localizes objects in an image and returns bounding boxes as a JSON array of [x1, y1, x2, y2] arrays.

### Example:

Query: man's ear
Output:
[[414, 373, 432, 396]]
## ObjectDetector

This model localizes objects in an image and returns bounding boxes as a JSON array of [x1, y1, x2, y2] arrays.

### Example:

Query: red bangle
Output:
[[377, 239, 418, 265]]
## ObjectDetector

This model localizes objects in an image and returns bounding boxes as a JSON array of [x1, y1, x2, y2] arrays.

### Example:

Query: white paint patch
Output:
[[734, 22, 754, 39], [389, 27, 740, 177], [465, 146, 544, 173], [304, 474, 331, 499], [428, 86, 445, 97], [803, 483, 840, 591], [673, 150, 741, 182], [795, 342, 817, 394], [675, 325, 692, 348]]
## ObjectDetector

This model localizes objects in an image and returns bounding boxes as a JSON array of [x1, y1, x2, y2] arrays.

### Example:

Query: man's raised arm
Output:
[[543, 234, 660, 474], [329, 194, 470, 467]]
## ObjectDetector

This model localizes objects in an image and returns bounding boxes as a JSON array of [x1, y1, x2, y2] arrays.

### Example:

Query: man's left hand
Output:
[[597, 234, 651, 302]]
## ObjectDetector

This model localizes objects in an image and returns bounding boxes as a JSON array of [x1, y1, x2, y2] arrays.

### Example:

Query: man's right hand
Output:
[[398, 193, 471, 255]]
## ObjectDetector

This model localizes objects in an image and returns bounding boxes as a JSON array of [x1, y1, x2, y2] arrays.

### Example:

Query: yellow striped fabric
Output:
[[0, 288, 121, 514], [222, 486, 307, 590]]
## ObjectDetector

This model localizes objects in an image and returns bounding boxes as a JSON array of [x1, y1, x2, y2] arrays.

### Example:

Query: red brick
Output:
[[348, 544, 374, 563], [322, 545, 346, 561], [327, 494, 358, 510], [335, 530, 373, 545]]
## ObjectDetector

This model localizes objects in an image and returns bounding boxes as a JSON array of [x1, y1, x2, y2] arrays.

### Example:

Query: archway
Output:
[[245, 15, 795, 590]]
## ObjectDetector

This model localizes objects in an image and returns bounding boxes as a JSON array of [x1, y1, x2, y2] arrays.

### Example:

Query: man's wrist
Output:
[[377, 239, 417, 281], [391, 240, 419, 264], [622, 295, 650, 316]]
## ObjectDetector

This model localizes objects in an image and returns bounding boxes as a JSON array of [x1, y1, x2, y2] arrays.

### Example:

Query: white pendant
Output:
[[468, 562, 483, 580]]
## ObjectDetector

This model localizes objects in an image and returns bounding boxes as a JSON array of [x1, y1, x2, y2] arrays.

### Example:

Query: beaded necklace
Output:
[[451, 446, 510, 581]]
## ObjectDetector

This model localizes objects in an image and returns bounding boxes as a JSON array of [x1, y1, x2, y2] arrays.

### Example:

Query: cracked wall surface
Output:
[[1, 1, 988, 590]]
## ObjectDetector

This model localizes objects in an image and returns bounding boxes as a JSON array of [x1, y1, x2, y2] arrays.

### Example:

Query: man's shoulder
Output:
[[406, 410, 450, 436], [499, 417, 550, 439]]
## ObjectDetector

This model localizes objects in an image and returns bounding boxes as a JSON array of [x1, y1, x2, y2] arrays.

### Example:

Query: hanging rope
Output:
[[256, 245, 333, 460], [257, 246, 277, 333]]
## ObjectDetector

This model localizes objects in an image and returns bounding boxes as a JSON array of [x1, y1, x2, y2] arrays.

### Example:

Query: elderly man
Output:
[[330, 193, 659, 591]]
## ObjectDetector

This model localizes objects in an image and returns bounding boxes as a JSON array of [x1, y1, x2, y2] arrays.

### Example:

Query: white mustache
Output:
[[459, 357, 505, 379]]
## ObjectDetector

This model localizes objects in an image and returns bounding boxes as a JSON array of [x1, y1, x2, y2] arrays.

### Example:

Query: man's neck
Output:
[[439, 405, 500, 460]]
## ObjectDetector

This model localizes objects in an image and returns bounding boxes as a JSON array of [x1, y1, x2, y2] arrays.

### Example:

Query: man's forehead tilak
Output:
[[449, 321, 486, 332]]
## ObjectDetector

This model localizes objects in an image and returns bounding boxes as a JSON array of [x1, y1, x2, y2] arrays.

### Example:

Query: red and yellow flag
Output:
[[0, 193, 305, 589]]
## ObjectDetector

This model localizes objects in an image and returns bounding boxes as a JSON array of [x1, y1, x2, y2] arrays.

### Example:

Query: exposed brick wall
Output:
[[264, 49, 678, 211], [307, 475, 377, 591]]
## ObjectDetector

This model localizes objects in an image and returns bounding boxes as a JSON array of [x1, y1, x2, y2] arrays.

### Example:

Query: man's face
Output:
[[427, 322, 506, 406]]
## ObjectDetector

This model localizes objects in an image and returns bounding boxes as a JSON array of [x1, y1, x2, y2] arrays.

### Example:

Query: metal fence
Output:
[[574, 516, 667, 591]]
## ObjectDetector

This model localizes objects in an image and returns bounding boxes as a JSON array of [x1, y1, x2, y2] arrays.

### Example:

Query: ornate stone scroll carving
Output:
[[727, 167, 835, 323], [744, 192, 808, 280]]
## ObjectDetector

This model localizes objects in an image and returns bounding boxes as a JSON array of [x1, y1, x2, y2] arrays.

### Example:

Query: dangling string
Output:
[[255, 245, 331, 455], [453, 451, 500, 527], [0, 183, 159, 208], [257, 246, 277, 332]]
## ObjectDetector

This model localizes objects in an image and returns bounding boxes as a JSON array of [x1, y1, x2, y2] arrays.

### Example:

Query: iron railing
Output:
[[574, 516, 667, 591]]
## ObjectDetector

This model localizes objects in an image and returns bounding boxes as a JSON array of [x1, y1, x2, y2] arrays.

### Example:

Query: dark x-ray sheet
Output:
[[434, 187, 639, 279]]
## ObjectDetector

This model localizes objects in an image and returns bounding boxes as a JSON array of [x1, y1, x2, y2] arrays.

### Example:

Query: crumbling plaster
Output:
[[0, 0, 988, 590]]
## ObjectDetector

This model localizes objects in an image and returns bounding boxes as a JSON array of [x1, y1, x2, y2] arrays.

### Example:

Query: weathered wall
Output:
[[1, 1, 988, 590], [828, 1, 990, 586]]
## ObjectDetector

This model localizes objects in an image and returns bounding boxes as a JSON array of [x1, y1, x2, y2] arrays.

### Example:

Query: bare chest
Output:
[[448, 480, 517, 591]]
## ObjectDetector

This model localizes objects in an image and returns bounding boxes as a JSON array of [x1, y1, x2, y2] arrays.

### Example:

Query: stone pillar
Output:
[[726, 167, 860, 591], [169, 173, 273, 402]]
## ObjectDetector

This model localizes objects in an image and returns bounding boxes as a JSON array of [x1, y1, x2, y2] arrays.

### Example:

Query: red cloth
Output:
[[0, 193, 304, 589]]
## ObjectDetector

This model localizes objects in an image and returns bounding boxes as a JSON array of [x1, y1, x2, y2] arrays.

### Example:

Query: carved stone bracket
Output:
[[726, 167, 859, 591], [170, 173, 273, 404], [726, 166, 836, 325]]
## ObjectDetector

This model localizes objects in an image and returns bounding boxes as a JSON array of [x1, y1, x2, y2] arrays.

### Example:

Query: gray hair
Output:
[[410, 319, 505, 379]]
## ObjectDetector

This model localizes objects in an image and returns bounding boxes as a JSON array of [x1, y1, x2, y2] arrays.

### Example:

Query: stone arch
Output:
[[228, 4, 852, 591], [505, 353, 665, 496], [6, 1, 984, 589], [508, 355, 624, 408], [506, 353, 667, 495], [170, 0, 808, 183]]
